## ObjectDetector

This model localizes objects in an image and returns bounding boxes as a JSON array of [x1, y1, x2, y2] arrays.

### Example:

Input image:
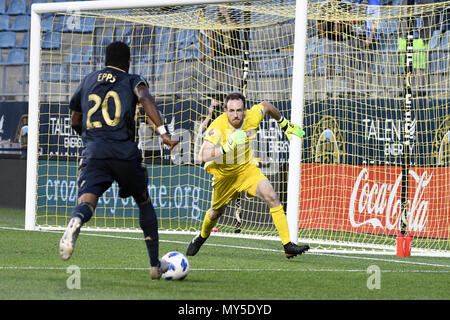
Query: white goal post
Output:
[[25, 0, 449, 257]]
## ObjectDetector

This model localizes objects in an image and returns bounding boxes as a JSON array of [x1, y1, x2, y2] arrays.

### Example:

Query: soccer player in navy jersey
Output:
[[59, 41, 178, 280]]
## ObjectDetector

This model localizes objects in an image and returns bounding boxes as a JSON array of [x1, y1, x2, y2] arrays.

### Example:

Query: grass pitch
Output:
[[0, 208, 449, 302]]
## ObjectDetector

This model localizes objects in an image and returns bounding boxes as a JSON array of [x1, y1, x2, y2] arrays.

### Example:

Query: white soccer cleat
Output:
[[150, 259, 169, 280], [59, 217, 82, 261]]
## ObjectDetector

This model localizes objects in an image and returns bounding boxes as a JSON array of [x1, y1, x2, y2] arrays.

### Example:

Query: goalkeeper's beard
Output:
[[230, 117, 243, 128]]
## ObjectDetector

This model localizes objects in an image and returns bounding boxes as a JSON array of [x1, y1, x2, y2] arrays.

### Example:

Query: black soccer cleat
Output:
[[186, 234, 207, 256], [283, 242, 310, 259]]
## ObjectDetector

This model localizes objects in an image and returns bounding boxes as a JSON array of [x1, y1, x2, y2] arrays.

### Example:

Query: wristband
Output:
[[157, 125, 167, 135], [277, 115, 285, 124]]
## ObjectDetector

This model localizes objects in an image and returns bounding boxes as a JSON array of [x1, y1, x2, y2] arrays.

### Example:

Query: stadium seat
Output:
[[258, 58, 285, 77], [427, 30, 441, 73], [0, 14, 9, 31], [6, 0, 27, 15], [98, 28, 113, 45], [176, 29, 199, 60], [0, 31, 16, 48], [81, 46, 92, 63], [0, 0, 5, 14], [316, 38, 327, 76], [41, 31, 60, 49], [305, 36, 318, 76], [68, 64, 82, 82], [42, 63, 66, 82], [96, 28, 113, 58], [41, 14, 54, 32], [304, 36, 328, 77], [54, 15, 79, 33], [10, 14, 30, 32], [115, 26, 133, 45], [153, 27, 174, 61], [5, 47, 25, 63], [18, 31, 28, 48], [65, 46, 92, 64], [79, 17, 95, 33], [440, 30, 449, 49], [428, 30, 441, 50], [438, 31, 449, 72], [54, 15, 95, 33], [64, 47, 81, 63], [69, 64, 92, 82]]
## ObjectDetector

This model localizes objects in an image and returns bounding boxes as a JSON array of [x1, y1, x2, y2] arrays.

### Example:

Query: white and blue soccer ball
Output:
[[161, 251, 190, 281]]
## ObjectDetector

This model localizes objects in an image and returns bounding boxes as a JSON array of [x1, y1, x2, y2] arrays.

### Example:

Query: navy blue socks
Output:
[[71, 202, 94, 225], [138, 201, 160, 267]]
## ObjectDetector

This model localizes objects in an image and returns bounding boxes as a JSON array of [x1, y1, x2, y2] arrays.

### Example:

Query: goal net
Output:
[[299, 0, 449, 256], [26, 0, 449, 256]]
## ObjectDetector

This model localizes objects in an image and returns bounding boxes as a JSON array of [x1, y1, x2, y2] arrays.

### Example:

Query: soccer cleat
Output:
[[283, 242, 310, 259], [186, 234, 207, 256], [150, 259, 170, 280], [59, 217, 82, 261]]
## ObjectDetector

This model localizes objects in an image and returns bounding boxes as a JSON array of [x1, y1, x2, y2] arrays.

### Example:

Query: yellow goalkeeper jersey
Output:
[[203, 104, 265, 176]]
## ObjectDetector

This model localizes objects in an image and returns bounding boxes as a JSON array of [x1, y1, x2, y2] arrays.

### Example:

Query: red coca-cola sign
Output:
[[298, 164, 449, 239]]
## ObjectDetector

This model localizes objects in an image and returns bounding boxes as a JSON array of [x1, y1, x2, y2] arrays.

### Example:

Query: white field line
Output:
[[1, 226, 449, 270], [0, 265, 449, 273]]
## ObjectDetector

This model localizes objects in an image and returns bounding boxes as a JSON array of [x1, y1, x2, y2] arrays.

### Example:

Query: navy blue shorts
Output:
[[76, 158, 148, 199]]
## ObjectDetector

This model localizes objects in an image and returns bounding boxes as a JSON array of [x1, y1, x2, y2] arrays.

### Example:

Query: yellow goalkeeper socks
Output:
[[270, 204, 290, 245], [200, 209, 218, 239]]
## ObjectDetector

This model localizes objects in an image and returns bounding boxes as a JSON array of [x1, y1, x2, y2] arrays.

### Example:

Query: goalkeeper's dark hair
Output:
[[105, 41, 130, 72], [224, 92, 246, 109]]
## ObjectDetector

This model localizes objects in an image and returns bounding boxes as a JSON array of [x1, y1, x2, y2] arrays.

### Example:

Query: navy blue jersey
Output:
[[69, 66, 147, 160]]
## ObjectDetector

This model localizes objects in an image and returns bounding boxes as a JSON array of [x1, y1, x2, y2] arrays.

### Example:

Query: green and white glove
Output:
[[222, 129, 247, 153], [277, 116, 305, 141]]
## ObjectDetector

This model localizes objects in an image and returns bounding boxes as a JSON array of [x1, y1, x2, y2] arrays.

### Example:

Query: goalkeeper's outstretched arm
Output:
[[260, 101, 305, 141]]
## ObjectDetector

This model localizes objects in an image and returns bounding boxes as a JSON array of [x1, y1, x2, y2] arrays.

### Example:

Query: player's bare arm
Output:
[[71, 111, 82, 136], [260, 101, 282, 121], [134, 83, 179, 150], [260, 100, 305, 141]]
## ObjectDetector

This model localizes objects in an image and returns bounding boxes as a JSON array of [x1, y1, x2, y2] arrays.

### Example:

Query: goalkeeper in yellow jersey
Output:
[[186, 92, 310, 259]]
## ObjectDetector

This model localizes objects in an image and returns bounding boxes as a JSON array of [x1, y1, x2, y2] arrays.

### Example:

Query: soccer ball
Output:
[[161, 251, 190, 280]]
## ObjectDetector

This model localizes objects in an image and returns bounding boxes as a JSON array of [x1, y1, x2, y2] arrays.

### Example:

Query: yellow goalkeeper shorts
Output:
[[210, 164, 267, 210]]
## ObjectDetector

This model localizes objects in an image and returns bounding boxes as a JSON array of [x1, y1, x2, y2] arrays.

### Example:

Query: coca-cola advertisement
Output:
[[298, 164, 449, 239]]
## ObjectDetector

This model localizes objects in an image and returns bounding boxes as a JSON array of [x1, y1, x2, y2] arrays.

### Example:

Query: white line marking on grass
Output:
[[2, 226, 449, 269], [1, 265, 449, 273], [314, 252, 450, 268]]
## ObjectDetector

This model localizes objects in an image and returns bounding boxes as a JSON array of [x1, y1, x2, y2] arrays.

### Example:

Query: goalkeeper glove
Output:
[[277, 116, 305, 141], [222, 129, 246, 153]]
